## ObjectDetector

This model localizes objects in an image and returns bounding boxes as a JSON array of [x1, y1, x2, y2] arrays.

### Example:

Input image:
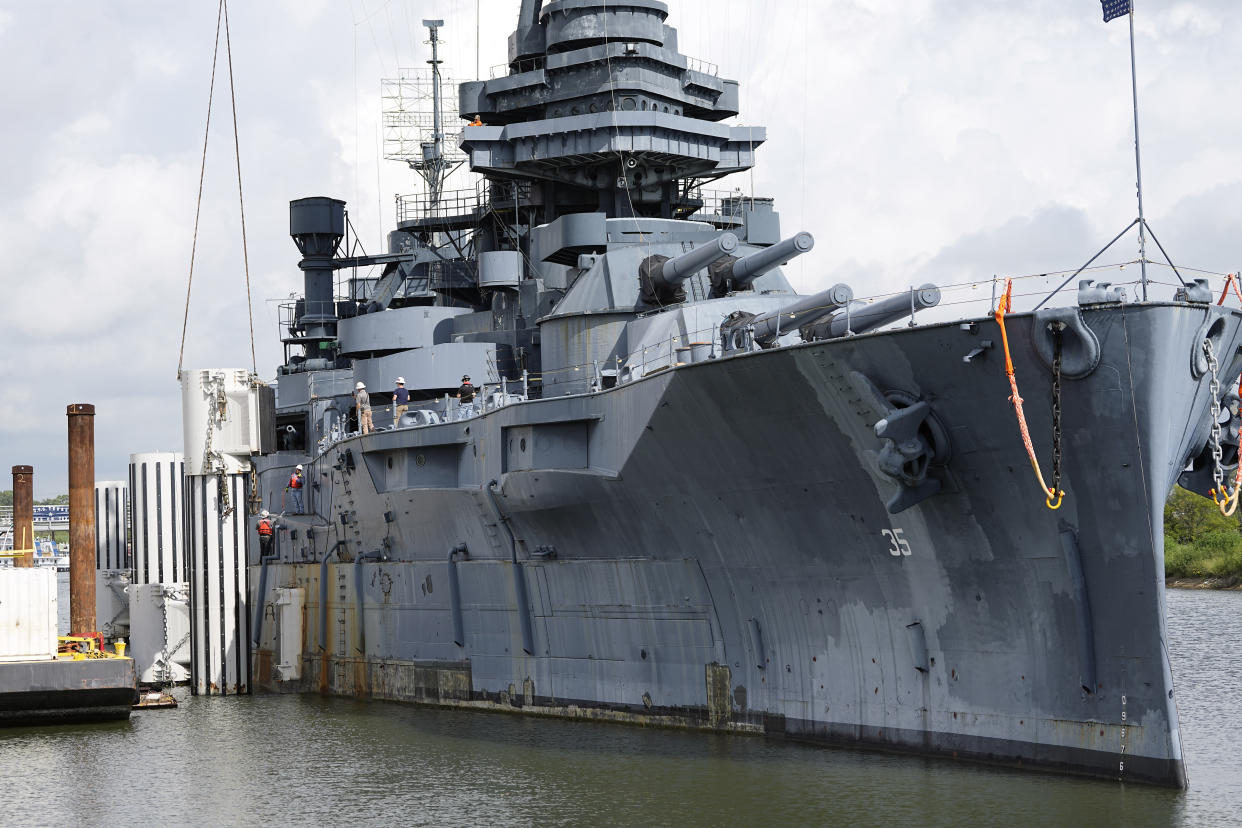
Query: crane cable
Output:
[[223, 0, 257, 376], [994, 279, 1065, 510], [177, 0, 257, 379]]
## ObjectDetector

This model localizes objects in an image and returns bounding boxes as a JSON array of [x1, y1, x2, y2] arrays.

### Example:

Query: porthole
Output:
[[520, 437, 527, 452], [415, 454, 427, 467], [589, 102, 598, 113], [621, 97, 636, 111], [641, 100, 648, 110], [386, 457, 393, 469]]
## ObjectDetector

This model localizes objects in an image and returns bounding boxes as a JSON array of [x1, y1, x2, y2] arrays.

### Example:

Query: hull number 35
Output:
[[882, 528, 912, 557]]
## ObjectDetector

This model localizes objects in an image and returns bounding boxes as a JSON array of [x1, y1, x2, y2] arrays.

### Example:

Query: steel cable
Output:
[[177, 0, 224, 380], [223, 0, 257, 375]]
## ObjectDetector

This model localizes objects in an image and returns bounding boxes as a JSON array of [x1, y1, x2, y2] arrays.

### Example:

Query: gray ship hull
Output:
[[250, 301, 1241, 786]]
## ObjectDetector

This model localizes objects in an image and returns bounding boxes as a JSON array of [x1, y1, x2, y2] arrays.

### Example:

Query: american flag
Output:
[[1101, 0, 1131, 22]]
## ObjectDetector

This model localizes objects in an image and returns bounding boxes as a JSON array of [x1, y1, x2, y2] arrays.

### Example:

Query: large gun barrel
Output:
[[714, 232, 815, 290], [661, 233, 739, 283], [722, 283, 853, 348], [805, 284, 942, 340], [640, 233, 739, 303]]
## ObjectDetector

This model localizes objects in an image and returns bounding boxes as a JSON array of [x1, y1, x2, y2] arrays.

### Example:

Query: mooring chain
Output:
[[159, 591, 171, 687], [1205, 338, 1225, 497], [1202, 337, 1242, 515], [219, 473, 233, 520], [1051, 323, 1065, 500]]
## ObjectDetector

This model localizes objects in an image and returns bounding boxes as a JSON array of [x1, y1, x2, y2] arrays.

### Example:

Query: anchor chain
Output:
[[1051, 323, 1064, 501], [1203, 338, 1240, 515]]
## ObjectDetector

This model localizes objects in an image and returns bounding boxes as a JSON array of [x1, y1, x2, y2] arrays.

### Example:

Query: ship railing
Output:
[[396, 188, 484, 223], [395, 180, 531, 224], [313, 261, 1231, 449], [527, 259, 1231, 387], [317, 376, 532, 450], [682, 189, 772, 222], [490, 57, 545, 79], [684, 56, 719, 77]]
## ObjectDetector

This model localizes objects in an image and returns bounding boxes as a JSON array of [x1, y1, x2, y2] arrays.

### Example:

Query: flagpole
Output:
[[1128, 5, 1149, 300]]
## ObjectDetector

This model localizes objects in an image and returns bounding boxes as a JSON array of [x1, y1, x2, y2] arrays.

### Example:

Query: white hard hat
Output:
[[296, 464, 303, 471], [396, 377, 405, 384], [356, 381, 366, 389], [260, 510, 269, 518]]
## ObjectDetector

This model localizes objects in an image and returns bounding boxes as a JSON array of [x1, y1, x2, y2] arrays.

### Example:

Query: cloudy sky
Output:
[[1, 0, 1240, 497]]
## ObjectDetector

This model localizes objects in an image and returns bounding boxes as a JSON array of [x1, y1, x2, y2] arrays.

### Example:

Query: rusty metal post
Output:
[[11, 465, 34, 568], [67, 403, 97, 635]]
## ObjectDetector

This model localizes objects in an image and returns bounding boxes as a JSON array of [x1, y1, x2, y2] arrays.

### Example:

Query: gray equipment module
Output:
[[241, 0, 1242, 787]]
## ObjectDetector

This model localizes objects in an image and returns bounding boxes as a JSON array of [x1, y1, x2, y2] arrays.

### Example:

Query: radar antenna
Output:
[[381, 19, 466, 213]]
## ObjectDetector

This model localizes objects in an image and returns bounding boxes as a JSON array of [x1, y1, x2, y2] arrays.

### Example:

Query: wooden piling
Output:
[[67, 404, 96, 636], [10, 465, 34, 568]]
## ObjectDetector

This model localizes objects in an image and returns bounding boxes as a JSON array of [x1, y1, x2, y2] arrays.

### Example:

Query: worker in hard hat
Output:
[[393, 377, 409, 428], [257, 510, 274, 559], [456, 374, 476, 420], [355, 381, 373, 434], [287, 464, 305, 513]]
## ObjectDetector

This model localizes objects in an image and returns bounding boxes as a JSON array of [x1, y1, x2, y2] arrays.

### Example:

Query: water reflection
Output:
[[5, 587, 1238, 827]]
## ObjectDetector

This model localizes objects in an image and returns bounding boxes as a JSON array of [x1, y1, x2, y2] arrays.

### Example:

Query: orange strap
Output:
[[1217, 273, 1242, 306], [994, 280, 1064, 509]]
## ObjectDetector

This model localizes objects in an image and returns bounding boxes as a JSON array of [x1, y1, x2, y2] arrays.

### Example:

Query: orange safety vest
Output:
[[258, 519, 273, 537], [289, 472, 303, 489]]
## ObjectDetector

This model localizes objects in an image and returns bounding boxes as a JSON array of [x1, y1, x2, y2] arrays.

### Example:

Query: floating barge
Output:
[[0, 567, 136, 726]]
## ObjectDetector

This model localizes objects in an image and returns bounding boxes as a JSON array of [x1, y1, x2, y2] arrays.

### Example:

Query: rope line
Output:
[[994, 279, 1065, 510], [177, 0, 225, 380], [223, 0, 257, 375]]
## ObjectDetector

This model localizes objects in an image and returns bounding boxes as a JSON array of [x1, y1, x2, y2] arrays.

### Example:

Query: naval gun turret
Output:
[[720, 283, 853, 350], [709, 232, 815, 297], [639, 232, 739, 305], [801, 284, 942, 341]]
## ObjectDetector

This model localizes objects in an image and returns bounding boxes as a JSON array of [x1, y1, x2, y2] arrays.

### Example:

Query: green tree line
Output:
[[0, 491, 69, 506], [1164, 488, 1242, 581]]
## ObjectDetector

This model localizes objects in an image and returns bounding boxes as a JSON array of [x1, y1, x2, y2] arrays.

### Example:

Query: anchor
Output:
[[874, 398, 947, 514]]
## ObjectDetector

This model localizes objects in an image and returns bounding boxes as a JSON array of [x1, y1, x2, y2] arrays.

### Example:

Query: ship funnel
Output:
[[289, 197, 345, 343]]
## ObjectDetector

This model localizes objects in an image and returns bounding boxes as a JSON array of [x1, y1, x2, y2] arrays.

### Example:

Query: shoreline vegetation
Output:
[[1164, 488, 1242, 588]]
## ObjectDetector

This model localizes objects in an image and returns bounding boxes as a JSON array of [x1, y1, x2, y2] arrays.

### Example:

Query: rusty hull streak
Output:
[[259, 652, 764, 736]]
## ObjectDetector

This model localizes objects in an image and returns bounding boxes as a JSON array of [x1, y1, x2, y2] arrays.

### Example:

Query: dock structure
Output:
[[0, 414, 137, 726]]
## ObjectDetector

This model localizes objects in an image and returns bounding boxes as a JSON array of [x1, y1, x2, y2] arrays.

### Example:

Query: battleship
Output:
[[230, 1, 1242, 786]]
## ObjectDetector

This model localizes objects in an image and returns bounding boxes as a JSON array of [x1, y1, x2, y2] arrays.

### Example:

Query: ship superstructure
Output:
[[240, 1, 1242, 787]]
